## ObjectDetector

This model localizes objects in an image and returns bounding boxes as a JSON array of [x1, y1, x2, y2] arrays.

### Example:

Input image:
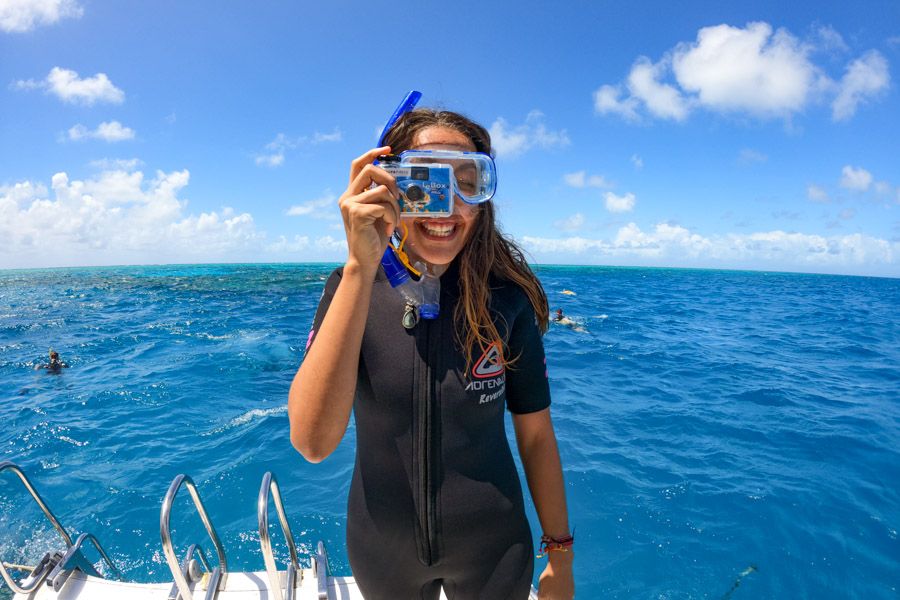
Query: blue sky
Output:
[[1, 0, 898, 276]]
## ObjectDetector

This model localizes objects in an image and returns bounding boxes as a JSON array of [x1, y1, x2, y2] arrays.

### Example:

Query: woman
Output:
[[288, 108, 574, 599]]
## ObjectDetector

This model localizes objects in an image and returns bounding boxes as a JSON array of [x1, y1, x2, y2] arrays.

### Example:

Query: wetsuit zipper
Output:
[[416, 316, 439, 565]]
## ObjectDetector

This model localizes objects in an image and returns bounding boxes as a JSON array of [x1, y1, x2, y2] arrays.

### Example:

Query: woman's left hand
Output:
[[537, 552, 574, 599]]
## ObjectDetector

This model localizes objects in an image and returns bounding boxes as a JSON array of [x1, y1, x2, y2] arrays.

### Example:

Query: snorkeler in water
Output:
[[35, 349, 69, 372], [553, 309, 586, 332]]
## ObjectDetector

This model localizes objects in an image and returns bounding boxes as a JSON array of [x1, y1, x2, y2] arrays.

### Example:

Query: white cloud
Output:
[[0, 0, 82, 33], [489, 110, 570, 158], [738, 148, 768, 165], [807, 184, 829, 203], [286, 192, 337, 219], [14, 67, 124, 105], [593, 84, 640, 121], [594, 22, 889, 123], [628, 57, 690, 121], [255, 153, 284, 168], [312, 128, 342, 143], [554, 213, 585, 232], [672, 22, 819, 117], [604, 191, 636, 213], [520, 223, 899, 275], [265, 234, 347, 255], [812, 25, 849, 54], [840, 165, 873, 191], [255, 129, 342, 167], [630, 154, 643, 170], [89, 158, 143, 171], [68, 121, 135, 142], [832, 51, 890, 121], [563, 171, 611, 188], [0, 168, 265, 267]]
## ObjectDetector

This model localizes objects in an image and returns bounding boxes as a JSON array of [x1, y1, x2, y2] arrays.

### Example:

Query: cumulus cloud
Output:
[[563, 171, 611, 189], [604, 191, 636, 213], [672, 22, 821, 117], [520, 223, 899, 275], [628, 57, 690, 121], [0, 0, 82, 33], [13, 67, 124, 105], [554, 213, 585, 232], [807, 184, 829, 203], [0, 168, 266, 267], [255, 128, 342, 167], [840, 165, 873, 191], [286, 192, 337, 219], [67, 121, 135, 142], [594, 22, 890, 123], [593, 85, 640, 121], [832, 51, 890, 121], [489, 110, 570, 158]]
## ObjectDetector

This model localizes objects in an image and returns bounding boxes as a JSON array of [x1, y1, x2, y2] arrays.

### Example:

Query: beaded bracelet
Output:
[[536, 533, 574, 558]]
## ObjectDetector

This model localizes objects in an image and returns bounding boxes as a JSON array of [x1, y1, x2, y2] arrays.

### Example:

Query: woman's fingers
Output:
[[342, 185, 397, 228], [349, 146, 391, 184], [349, 163, 400, 199], [344, 184, 400, 229]]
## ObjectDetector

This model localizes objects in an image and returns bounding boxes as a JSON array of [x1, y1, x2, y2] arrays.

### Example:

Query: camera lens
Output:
[[406, 185, 425, 202]]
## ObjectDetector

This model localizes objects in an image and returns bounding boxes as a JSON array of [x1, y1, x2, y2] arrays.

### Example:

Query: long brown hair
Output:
[[382, 109, 549, 368]]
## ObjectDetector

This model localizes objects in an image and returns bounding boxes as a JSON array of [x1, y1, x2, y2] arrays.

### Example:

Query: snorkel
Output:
[[377, 91, 441, 327]]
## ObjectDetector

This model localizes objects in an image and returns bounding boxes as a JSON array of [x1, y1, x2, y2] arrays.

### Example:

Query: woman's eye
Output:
[[457, 180, 476, 194]]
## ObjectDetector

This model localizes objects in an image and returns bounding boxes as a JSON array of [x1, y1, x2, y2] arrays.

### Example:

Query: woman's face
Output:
[[401, 126, 481, 271]]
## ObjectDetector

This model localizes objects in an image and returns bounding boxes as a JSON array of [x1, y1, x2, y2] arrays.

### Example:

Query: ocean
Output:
[[1, 264, 898, 599]]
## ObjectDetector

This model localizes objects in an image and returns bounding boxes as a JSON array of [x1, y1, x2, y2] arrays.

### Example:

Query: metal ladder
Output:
[[257, 471, 302, 600], [0, 461, 122, 595], [159, 474, 228, 600], [162, 471, 319, 600]]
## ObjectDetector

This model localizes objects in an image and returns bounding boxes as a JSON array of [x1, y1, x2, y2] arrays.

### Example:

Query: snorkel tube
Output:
[[377, 91, 440, 325]]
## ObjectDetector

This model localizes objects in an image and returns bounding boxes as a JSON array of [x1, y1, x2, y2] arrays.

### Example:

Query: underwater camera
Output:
[[378, 154, 453, 217]]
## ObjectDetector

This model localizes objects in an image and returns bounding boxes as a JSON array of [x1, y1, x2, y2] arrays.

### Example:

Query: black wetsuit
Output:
[[307, 260, 551, 600]]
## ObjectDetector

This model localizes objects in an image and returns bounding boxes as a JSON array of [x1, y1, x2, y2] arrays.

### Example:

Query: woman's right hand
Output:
[[339, 146, 401, 275]]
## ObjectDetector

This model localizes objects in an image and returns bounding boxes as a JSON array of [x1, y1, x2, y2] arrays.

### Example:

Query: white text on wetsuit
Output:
[[465, 374, 506, 404]]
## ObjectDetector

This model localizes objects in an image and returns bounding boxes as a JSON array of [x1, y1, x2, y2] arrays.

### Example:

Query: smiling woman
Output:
[[288, 106, 575, 599]]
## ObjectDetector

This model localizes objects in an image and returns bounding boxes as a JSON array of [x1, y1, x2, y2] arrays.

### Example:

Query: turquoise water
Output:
[[1, 264, 898, 598]]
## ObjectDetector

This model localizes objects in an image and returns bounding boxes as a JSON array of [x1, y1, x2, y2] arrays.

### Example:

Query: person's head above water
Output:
[[49, 350, 60, 362], [381, 108, 550, 359]]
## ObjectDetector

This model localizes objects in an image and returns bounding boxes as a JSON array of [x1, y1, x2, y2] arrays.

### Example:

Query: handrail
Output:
[[257, 472, 300, 600], [0, 461, 73, 594], [159, 474, 228, 600]]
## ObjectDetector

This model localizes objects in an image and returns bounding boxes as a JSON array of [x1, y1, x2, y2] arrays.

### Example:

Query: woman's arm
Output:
[[513, 408, 574, 600], [288, 146, 400, 463]]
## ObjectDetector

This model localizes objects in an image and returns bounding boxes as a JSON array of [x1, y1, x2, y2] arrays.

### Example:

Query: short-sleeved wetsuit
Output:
[[306, 259, 551, 600]]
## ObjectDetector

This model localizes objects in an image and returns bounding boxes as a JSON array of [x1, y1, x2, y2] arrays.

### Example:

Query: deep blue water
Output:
[[1, 264, 898, 599]]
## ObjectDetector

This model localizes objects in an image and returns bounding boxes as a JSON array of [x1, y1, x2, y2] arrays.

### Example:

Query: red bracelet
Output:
[[536, 533, 574, 558]]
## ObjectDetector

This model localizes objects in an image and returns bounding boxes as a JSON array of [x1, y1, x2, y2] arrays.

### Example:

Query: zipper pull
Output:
[[402, 302, 419, 329]]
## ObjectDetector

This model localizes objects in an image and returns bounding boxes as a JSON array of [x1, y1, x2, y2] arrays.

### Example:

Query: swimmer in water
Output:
[[35, 349, 69, 372], [552, 309, 586, 332]]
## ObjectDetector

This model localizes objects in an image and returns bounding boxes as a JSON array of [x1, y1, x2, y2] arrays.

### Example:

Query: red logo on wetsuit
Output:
[[472, 341, 504, 378]]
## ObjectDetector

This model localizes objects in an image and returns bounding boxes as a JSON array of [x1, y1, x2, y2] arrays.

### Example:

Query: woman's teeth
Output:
[[423, 222, 456, 237]]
